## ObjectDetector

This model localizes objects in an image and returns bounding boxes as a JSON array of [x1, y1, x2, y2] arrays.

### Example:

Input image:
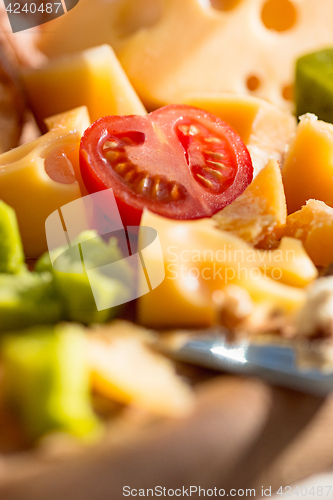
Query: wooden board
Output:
[[0, 374, 332, 499]]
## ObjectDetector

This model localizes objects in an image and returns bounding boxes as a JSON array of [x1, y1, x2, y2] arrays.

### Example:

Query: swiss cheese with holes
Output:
[[0, 107, 90, 257], [39, 0, 333, 111]]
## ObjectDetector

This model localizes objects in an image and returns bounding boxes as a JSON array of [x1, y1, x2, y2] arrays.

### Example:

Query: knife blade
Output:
[[160, 329, 333, 397]]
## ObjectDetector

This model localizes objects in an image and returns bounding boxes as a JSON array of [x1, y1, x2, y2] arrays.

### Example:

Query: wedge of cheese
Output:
[[0, 106, 90, 258], [284, 199, 333, 267], [38, 0, 333, 110], [282, 114, 333, 214], [255, 237, 317, 288], [137, 210, 308, 328], [22, 45, 146, 132], [213, 159, 287, 245]]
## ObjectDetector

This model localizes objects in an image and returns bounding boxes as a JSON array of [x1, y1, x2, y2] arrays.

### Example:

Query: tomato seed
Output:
[[170, 184, 183, 201], [205, 137, 221, 144], [103, 139, 119, 149], [178, 125, 190, 135], [203, 167, 223, 180], [196, 174, 213, 189], [137, 175, 152, 195], [114, 162, 130, 175], [178, 124, 200, 136], [152, 179, 167, 200], [206, 160, 229, 170], [151, 179, 161, 199], [104, 150, 121, 162], [124, 169, 137, 183], [204, 150, 226, 160], [189, 125, 199, 135]]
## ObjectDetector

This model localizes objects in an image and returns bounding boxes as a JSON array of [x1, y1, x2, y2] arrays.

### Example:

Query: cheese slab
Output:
[[39, 0, 333, 110], [22, 45, 146, 132], [0, 106, 90, 258]]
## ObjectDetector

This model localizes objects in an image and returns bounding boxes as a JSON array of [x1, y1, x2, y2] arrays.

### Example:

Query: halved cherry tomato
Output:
[[79, 105, 253, 226]]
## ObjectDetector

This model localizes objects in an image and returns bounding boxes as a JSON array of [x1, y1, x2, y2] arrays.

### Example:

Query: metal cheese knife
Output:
[[159, 329, 333, 397]]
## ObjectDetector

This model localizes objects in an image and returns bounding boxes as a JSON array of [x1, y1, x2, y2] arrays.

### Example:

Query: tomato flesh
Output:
[[79, 105, 253, 226]]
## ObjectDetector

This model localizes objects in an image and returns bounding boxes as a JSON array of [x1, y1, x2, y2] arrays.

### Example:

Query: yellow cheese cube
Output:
[[22, 44, 146, 131], [138, 210, 306, 329], [284, 199, 333, 267], [0, 106, 90, 258], [282, 114, 333, 214]]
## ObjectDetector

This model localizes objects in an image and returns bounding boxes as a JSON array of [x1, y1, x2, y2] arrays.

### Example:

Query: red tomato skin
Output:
[[79, 105, 253, 226], [80, 148, 142, 226]]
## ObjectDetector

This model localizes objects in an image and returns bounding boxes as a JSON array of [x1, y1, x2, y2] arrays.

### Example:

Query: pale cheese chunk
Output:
[[22, 44, 146, 132]]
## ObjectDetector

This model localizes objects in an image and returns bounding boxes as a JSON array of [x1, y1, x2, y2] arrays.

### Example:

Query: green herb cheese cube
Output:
[[0, 272, 62, 332], [296, 48, 333, 122], [0, 200, 25, 274], [36, 231, 132, 324], [1, 324, 100, 440]]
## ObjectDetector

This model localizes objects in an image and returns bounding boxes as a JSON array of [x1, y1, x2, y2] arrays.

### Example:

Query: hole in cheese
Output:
[[246, 75, 261, 91], [208, 0, 242, 11], [261, 0, 297, 32], [282, 83, 294, 101], [43, 148, 76, 184]]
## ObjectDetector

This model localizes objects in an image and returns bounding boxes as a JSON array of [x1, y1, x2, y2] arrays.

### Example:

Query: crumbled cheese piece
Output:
[[296, 277, 333, 337]]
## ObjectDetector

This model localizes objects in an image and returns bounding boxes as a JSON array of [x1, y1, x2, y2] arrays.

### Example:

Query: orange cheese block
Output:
[[213, 159, 287, 245], [284, 199, 333, 267], [282, 114, 333, 214], [0, 106, 90, 258]]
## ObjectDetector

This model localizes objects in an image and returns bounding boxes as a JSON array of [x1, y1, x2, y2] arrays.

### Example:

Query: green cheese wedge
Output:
[[1, 324, 100, 440], [296, 48, 333, 123], [0, 200, 25, 274]]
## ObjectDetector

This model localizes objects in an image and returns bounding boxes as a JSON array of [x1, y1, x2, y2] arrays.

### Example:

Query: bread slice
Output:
[[0, 43, 25, 153]]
